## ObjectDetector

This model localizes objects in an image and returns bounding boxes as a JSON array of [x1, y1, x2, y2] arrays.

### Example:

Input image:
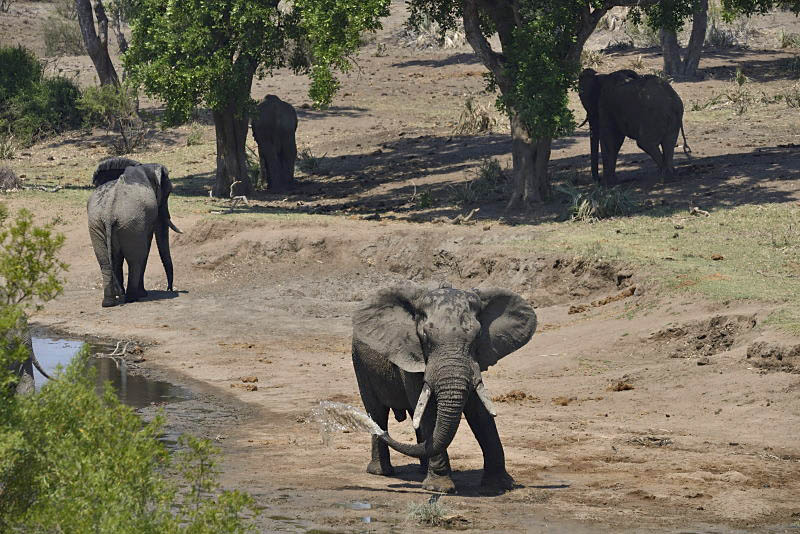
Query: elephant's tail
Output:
[[681, 122, 692, 156]]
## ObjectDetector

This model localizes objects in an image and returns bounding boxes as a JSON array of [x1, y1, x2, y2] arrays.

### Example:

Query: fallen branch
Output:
[[94, 340, 131, 370]]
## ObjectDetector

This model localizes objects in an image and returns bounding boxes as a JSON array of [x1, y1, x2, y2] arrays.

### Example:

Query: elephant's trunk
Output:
[[380, 362, 470, 459], [155, 208, 174, 291]]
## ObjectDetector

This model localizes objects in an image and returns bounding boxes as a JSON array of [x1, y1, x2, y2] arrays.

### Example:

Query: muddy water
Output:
[[32, 337, 190, 409]]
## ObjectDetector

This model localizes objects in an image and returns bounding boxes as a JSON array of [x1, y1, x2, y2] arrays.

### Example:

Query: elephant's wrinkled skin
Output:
[[352, 283, 537, 493], [4, 314, 52, 396], [251, 95, 298, 193], [87, 157, 181, 308], [578, 68, 690, 184]]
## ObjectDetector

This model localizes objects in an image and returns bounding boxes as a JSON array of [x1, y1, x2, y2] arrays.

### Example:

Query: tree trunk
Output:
[[506, 113, 551, 210], [212, 108, 251, 198], [75, 0, 119, 86], [660, 0, 708, 78]]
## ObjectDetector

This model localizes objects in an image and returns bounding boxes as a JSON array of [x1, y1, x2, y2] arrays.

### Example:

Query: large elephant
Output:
[[352, 283, 537, 493], [578, 68, 689, 184], [87, 157, 181, 308], [3, 313, 52, 396], [251, 94, 298, 193]]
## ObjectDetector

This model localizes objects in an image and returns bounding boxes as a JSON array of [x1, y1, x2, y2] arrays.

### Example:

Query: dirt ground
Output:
[[3, 1, 800, 532]]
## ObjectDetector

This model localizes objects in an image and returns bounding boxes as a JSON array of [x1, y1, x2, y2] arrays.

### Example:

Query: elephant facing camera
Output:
[[87, 157, 182, 308], [351, 283, 537, 494]]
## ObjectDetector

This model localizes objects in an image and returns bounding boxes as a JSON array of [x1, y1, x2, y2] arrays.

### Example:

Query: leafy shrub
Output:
[[0, 165, 19, 190], [0, 47, 84, 146], [43, 17, 86, 56], [79, 84, 148, 154], [7, 76, 84, 144], [778, 30, 800, 49], [0, 46, 43, 104], [186, 121, 204, 146], [624, 19, 660, 47], [706, 23, 737, 48], [403, 14, 465, 49], [556, 182, 636, 221]]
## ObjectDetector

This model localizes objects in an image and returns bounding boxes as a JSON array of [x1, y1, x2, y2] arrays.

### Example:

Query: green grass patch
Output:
[[507, 203, 800, 326]]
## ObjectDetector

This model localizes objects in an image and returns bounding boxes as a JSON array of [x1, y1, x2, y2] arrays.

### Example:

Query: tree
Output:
[[125, 0, 389, 198], [411, 0, 654, 208], [659, 0, 708, 78], [75, 0, 120, 86]]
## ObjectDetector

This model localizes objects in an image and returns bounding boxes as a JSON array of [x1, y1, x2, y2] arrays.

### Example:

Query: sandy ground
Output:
[[3, 1, 800, 532]]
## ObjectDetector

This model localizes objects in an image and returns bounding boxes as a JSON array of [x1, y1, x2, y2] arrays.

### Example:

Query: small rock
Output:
[[551, 396, 575, 406], [711, 254, 724, 261], [674, 224, 684, 229], [672, 232, 679, 238], [231, 383, 258, 391], [47, 155, 55, 160], [697, 357, 710, 366], [360, 213, 380, 221], [241, 376, 258, 383]]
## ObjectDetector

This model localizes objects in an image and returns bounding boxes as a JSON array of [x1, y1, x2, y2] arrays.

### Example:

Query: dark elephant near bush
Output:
[[251, 95, 297, 193], [578, 68, 690, 184], [87, 158, 181, 308], [352, 283, 537, 493], [4, 314, 51, 396]]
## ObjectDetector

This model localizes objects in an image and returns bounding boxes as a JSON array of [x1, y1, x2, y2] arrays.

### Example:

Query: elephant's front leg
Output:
[[463, 392, 514, 494], [416, 409, 455, 493]]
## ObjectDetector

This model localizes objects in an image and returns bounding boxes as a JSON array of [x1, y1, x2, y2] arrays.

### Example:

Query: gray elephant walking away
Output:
[[352, 283, 537, 494], [87, 157, 181, 308], [578, 68, 690, 184], [251, 95, 298, 193]]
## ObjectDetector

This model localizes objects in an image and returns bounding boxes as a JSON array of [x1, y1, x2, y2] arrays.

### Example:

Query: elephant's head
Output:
[[577, 68, 639, 180], [353, 284, 537, 459], [138, 163, 181, 291]]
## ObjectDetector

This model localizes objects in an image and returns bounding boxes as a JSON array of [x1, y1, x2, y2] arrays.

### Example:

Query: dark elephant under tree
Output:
[[578, 68, 690, 185], [352, 283, 537, 494], [251, 95, 298, 193], [87, 158, 181, 308]]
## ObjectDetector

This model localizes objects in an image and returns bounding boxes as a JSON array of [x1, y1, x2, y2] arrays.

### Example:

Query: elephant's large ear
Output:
[[473, 288, 537, 371], [353, 284, 426, 373], [578, 68, 600, 119], [142, 164, 171, 206]]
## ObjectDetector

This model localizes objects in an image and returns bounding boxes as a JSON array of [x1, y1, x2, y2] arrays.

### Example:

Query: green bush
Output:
[[79, 84, 147, 154], [0, 46, 43, 103], [6, 76, 83, 144], [0, 46, 84, 146]]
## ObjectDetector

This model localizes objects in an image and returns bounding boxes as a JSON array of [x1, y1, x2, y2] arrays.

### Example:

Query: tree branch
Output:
[[462, 0, 508, 88]]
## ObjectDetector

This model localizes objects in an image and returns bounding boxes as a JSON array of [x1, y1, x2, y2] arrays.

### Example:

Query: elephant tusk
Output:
[[475, 382, 497, 417], [412, 383, 432, 430], [577, 117, 589, 128], [167, 220, 183, 234]]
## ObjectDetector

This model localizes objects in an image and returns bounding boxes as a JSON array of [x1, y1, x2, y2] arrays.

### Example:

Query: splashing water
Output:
[[311, 401, 385, 446]]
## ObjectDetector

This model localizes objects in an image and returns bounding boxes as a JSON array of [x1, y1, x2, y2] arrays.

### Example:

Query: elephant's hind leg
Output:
[[636, 139, 666, 178]]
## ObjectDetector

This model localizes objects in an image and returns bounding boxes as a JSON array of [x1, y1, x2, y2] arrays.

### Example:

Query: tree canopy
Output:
[[125, 0, 389, 197]]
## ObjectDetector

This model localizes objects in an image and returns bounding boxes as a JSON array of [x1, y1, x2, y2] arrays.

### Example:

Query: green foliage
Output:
[[497, 0, 586, 140], [125, 0, 388, 120], [0, 206, 67, 309], [0, 46, 84, 146], [0, 350, 256, 533], [0, 135, 14, 160], [79, 84, 147, 154], [555, 182, 636, 221]]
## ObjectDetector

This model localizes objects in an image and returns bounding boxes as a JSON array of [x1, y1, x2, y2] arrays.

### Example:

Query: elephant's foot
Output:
[[422, 472, 456, 494], [367, 459, 394, 477], [418, 458, 429, 474], [479, 469, 515, 495], [101, 295, 124, 307]]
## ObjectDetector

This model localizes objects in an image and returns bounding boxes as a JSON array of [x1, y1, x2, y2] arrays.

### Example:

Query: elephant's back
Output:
[[107, 175, 158, 233], [255, 95, 298, 132]]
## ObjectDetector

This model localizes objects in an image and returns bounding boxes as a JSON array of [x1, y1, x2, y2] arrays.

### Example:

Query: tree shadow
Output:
[[392, 53, 481, 69], [295, 106, 370, 122], [133, 290, 183, 304]]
